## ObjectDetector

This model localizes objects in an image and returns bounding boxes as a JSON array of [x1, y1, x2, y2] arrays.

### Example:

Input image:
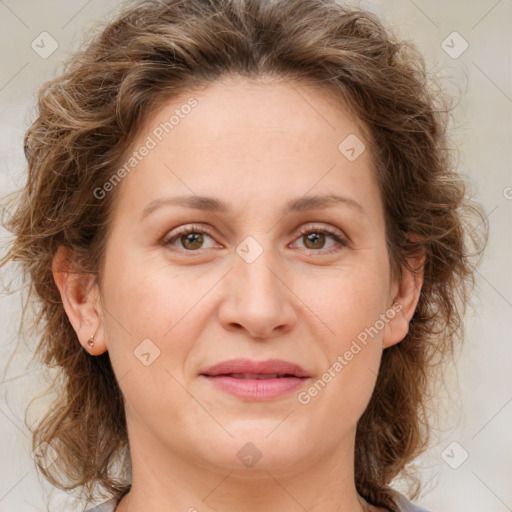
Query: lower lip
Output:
[[202, 375, 309, 400]]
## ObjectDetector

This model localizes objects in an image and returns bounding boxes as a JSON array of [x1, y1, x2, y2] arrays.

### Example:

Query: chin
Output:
[[192, 427, 308, 473]]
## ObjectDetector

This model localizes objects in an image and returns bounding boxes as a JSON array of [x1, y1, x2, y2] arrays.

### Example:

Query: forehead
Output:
[[132, 76, 368, 161], [110, 78, 381, 225]]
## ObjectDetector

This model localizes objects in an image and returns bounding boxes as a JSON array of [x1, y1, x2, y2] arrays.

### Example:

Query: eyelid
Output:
[[292, 223, 350, 253], [295, 222, 347, 240], [162, 223, 218, 249]]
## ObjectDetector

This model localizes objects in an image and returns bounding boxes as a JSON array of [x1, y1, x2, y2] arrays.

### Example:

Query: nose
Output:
[[217, 244, 298, 340]]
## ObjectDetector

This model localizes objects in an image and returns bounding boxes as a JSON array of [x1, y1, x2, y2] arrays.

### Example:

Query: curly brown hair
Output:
[[1, 0, 488, 510]]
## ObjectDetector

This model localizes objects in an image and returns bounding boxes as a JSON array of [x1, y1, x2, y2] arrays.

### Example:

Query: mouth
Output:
[[200, 358, 310, 378], [200, 359, 310, 400]]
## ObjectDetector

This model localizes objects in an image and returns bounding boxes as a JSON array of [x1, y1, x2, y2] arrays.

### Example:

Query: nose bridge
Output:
[[218, 232, 297, 338], [235, 234, 286, 306]]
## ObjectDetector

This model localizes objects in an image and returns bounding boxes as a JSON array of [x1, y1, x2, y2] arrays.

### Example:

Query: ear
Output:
[[382, 244, 425, 349], [52, 245, 107, 355]]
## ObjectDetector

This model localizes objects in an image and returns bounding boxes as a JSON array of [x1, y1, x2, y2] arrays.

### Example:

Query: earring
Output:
[[87, 327, 99, 349]]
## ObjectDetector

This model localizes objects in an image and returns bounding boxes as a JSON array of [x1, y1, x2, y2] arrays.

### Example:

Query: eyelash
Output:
[[162, 223, 349, 255]]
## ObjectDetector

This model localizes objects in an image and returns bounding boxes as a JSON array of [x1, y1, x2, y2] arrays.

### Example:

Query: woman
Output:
[[1, 0, 487, 511]]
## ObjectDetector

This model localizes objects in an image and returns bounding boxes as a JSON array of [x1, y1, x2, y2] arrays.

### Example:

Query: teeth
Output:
[[228, 373, 283, 379]]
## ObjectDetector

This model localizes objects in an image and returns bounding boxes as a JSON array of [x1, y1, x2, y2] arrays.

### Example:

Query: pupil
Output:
[[305, 232, 325, 249], [183, 233, 203, 250]]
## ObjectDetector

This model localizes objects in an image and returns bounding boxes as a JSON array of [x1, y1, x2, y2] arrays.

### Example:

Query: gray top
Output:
[[85, 490, 431, 511], [85, 498, 118, 512]]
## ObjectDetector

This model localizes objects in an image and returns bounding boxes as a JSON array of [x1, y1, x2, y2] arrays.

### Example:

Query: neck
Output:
[[114, 422, 376, 512]]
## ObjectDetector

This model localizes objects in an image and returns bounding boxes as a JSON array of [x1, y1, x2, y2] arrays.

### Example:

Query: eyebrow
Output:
[[140, 193, 365, 220]]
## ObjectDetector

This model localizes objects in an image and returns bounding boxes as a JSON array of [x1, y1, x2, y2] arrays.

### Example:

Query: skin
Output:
[[53, 77, 424, 512]]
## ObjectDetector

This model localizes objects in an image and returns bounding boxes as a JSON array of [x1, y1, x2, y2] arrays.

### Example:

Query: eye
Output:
[[163, 223, 349, 255], [163, 224, 218, 252], [290, 224, 349, 255]]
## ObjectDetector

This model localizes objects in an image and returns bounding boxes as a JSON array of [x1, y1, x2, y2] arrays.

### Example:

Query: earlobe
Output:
[[382, 246, 425, 349], [52, 245, 107, 355], [87, 326, 100, 350]]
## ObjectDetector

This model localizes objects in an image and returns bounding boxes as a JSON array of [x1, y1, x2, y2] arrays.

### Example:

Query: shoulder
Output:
[[391, 489, 431, 512], [84, 497, 117, 512]]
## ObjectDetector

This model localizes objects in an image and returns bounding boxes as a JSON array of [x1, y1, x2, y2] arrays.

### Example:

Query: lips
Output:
[[200, 358, 310, 400], [201, 358, 310, 378]]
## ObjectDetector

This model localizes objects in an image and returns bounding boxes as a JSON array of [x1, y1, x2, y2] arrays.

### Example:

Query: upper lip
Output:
[[201, 358, 310, 378]]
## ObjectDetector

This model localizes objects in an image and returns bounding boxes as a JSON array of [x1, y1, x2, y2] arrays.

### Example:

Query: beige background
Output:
[[1, 0, 511, 510]]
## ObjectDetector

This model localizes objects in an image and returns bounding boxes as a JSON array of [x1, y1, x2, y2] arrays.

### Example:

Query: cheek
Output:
[[310, 262, 389, 343], [300, 263, 388, 414], [100, 249, 227, 388], [99, 251, 194, 369], [99, 259, 204, 424]]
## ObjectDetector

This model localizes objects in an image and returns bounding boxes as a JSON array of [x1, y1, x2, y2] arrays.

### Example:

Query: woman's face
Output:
[[63, 78, 419, 480]]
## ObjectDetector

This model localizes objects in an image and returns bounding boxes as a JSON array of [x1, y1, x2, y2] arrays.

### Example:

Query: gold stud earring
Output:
[[87, 327, 99, 349]]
